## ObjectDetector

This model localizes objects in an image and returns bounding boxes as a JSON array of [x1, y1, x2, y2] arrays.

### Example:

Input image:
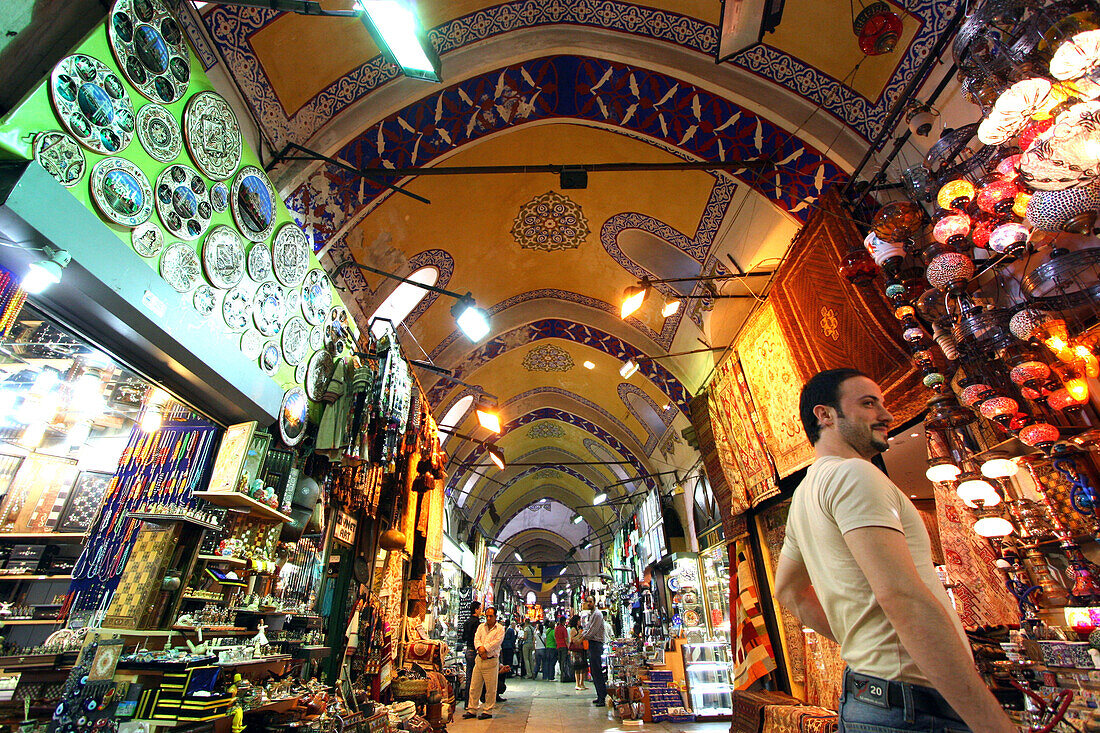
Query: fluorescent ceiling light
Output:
[[593, 491, 607, 505], [661, 298, 680, 317], [583, 360, 595, 369], [452, 296, 491, 342], [572, 514, 583, 524], [357, 0, 441, 81], [619, 359, 639, 379], [558, 566, 567, 576]]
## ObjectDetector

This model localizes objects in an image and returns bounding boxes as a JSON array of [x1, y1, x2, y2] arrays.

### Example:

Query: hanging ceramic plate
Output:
[[240, 330, 263, 360], [309, 326, 324, 351], [231, 166, 278, 242], [252, 281, 286, 337], [193, 284, 217, 318], [159, 241, 201, 293], [131, 220, 164, 257], [281, 316, 310, 366], [260, 342, 281, 376], [279, 386, 309, 446], [201, 225, 246, 289], [183, 91, 242, 181], [272, 222, 310, 286], [222, 285, 251, 331], [285, 288, 300, 314], [300, 268, 332, 326], [108, 0, 190, 104], [155, 164, 212, 240], [135, 103, 181, 162], [210, 181, 229, 213], [295, 361, 307, 385], [247, 242, 273, 282], [325, 306, 352, 352], [89, 156, 153, 227], [32, 130, 85, 187], [50, 54, 134, 154], [304, 348, 334, 402]]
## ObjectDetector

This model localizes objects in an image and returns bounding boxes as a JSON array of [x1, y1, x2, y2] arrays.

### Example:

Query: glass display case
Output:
[[682, 641, 734, 718], [699, 541, 732, 644]]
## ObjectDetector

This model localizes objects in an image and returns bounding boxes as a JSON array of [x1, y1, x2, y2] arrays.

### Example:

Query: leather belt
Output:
[[845, 671, 963, 722]]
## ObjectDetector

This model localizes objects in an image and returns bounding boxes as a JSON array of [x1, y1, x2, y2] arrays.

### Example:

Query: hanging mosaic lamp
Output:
[[873, 201, 927, 242], [976, 179, 1020, 215], [932, 209, 972, 247], [970, 213, 998, 248], [1025, 186, 1100, 233], [1018, 118, 1055, 150], [1009, 307, 1059, 341], [902, 165, 937, 204], [1020, 102, 1100, 191], [1048, 386, 1088, 411], [988, 222, 1031, 255], [840, 245, 879, 285], [960, 381, 995, 409], [937, 179, 976, 210], [925, 251, 975, 293], [1010, 360, 1052, 387], [1019, 422, 1061, 450], [996, 154, 1023, 182], [1013, 191, 1032, 218], [853, 1, 903, 56], [979, 396, 1020, 427], [862, 231, 907, 271], [1050, 29, 1100, 99]]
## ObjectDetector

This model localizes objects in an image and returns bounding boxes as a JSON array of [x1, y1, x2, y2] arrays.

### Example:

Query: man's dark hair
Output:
[[471, 601, 481, 613], [799, 368, 868, 445]]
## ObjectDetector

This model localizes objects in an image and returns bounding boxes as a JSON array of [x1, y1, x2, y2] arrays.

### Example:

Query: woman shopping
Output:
[[568, 616, 588, 691]]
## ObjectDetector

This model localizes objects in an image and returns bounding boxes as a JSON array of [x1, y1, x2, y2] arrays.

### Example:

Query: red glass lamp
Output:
[[932, 210, 972, 247], [979, 396, 1019, 427], [1019, 422, 1060, 450], [976, 180, 1019, 215]]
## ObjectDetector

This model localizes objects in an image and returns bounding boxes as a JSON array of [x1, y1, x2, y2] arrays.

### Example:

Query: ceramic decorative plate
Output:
[[193, 284, 217, 318], [304, 349, 334, 402], [154, 164, 211, 240], [240, 330, 263, 360], [210, 182, 229, 213], [260, 342, 281, 376], [231, 166, 278, 242], [272, 222, 310, 286], [325, 306, 352, 352], [279, 386, 309, 446], [32, 130, 85, 187], [183, 91, 242, 181], [159, 241, 201, 293], [300, 268, 332, 326], [247, 243, 273, 282], [201, 225, 246, 289], [309, 326, 324, 351], [285, 288, 300, 314], [281, 316, 310, 366], [89, 156, 153, 227], [50, 54, 134, 154], [295, 361, 307, 385], [108, 0, 190, 104], [131, 221, 164, 257], [135, 103, 181, 162], [252, 281, 286, 337], [222, 285, 251, 331]]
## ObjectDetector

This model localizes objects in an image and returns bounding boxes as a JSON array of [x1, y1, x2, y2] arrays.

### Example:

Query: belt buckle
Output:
[[851, 675, 890, 709]]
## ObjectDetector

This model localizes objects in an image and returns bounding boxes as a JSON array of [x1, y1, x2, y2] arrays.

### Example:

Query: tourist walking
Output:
[[501, 619, 516, 670], [542, 618, 557, 680], [583, 597, 608, 706], [532, 621, 546, 679], [569, 615, 588, 690], [521, 618, 535, 678], [463, 607, 506, 720], [555, 617, 571, 681], [461, 601, 482, 706]]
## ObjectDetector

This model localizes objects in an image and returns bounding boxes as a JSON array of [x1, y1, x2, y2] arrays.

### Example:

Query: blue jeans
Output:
[[542, 648, 557, 680], [839, 669, 970, 732], [588, 640, 606, 703]]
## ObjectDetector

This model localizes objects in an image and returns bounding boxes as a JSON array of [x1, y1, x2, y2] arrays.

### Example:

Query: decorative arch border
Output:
[[286, 55, 845, 252], [335, 248, 454, 319], [450, 447, 614, 505], [495, 498, 593, 540], [498, 388, 642, 451], [617, 383, 675, 454], [202, 1, 951, 145]]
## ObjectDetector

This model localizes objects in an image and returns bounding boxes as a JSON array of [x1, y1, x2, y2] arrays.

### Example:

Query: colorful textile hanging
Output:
[[0, 267, 27, 340], [731, 538, 777, 688], [687, 394, 742, 538], [736, 303, 815, 479], [516, 564, 563, 594], [709, 356, 777, 508]]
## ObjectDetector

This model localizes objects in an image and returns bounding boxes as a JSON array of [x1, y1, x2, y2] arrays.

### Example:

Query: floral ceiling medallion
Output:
[[522, 343, 574, 372], [528, 422, 567, 439], [511, 190, 590, 251]]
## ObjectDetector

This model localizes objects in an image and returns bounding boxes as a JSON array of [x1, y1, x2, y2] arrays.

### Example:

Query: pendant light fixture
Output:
[[356, 0, 442, 82], [22, 245, 71, 294]]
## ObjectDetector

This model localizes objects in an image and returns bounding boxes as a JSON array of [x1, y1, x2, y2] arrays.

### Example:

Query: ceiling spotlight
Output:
[[486, 444, 506, 470], [581, 540, 592, 550], [514, 550, 523, 563], [22, 245, 71, 294], [571, 514, 583, 524], [558, 566, 568, 576], [356, 0, 441, 82], [661, 298, 681, 318], [583, 360, 595, 370], [620, 283, 649, 319], [593, 491, 607, 505], [619, 359, 639, 379], [451, 294, 491, 342], [475, 397, 501, 434]]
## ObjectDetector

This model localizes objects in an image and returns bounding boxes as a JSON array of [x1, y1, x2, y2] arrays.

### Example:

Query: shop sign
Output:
[[333, 510, 357, 546]]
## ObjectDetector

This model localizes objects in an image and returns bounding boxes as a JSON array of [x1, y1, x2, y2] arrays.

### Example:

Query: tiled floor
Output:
[[451, 676, 729, 732]]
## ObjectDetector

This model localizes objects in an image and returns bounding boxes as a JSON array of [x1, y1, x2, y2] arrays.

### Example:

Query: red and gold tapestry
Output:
[[731, 537, 777, 688], [737, 303, 815, 478], [768, 189, 924, 424], [709, 356, 777, 508], [688, 394, 745, 537]]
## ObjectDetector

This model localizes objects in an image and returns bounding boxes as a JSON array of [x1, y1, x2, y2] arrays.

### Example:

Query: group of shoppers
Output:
[[516, 614, 587, 687]]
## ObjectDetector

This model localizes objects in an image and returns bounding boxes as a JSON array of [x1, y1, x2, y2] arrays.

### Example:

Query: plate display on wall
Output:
[[193, 284, 217, 318], [295, 361, 307, 385], [135, 103, 181, 162], [89, 157, 153, 227], [107, 0, 190, 104], [279, 386, 309, 446], [300, 269, 332, 326], [222, 285, 251, 331], [305, 348, 334, 402], [309, 326, 324, 351], [231, 166, 278, 242], [241, 330, 263, 360], [325, 306, 352, 352], [210, 182, 229, 213], [281, 316, 310, 366], [32, 131, 85, 187], [201, 225, 246, 289], [272, 222, 310, 286], [285, 288, 300, 314], [154, 164, 211, 240], [131, 221, 164, 257], [50, 54, 135, 154], [260, 342, 281, 376], [247, 243, 273, 282], [159, 241, 201, 293], [183, 91, 242, 181], [252, 281, 286, 337]]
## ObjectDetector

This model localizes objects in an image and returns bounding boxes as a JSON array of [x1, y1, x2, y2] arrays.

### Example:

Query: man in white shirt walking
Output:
[[582, 597, 608, 707], [463, 606, 506, 719]]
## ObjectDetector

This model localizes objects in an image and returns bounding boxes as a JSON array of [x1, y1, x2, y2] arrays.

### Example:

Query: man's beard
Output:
[[836, 409, 888, 457]]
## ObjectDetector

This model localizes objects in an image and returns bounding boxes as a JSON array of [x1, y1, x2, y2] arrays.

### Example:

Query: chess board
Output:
[[104, 525, 180, 629]]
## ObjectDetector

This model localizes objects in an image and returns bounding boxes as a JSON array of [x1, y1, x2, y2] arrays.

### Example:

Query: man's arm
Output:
[[773, 554, 837, 643], [844, 526, 1016, 733]]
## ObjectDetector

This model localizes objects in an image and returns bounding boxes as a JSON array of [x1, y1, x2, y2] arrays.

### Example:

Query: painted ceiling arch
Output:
[[495, 499, 592, 547], [450, 446, 617, 507]]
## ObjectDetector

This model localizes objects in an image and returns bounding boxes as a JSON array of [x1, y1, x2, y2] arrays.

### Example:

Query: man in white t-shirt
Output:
[[774, 369, 1014, 733]]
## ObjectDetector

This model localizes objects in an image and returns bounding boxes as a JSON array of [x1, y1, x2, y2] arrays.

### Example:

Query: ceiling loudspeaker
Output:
[[560, 166, 588, 189]]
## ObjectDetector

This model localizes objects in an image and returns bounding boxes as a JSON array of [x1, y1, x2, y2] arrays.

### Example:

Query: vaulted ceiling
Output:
[[181, 0, 953, 589]]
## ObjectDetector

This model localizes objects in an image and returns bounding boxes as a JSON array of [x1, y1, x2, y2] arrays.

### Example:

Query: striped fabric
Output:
[[731, 538, 777, 688]]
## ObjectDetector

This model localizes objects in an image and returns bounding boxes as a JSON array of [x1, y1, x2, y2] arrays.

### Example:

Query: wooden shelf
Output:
[[243, 696, 300, 715], [0, 574, 72, 582], [172, 626, 252, 637], [217, 654, 292, 668], [192, 492, 291, 523], [0, 619, 63, 627], [93, 627, 178, 637], [126, 512, 220, 531], [196, 554, 247, 567], [0, 533, 85, 543]]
